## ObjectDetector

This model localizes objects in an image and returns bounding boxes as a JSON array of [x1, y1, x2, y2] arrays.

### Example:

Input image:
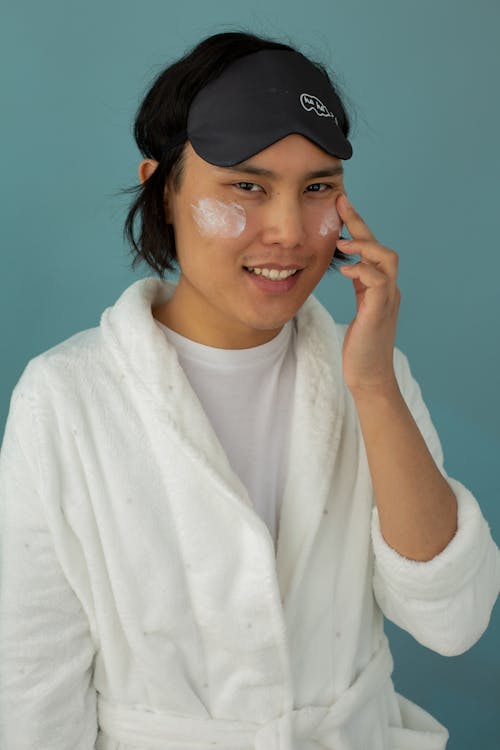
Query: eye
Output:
[[233, 182, 263, 192], [306, 183, 333, 193]]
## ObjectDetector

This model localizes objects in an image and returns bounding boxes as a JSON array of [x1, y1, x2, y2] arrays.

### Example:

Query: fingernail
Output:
[[342, 194, 351, 208]]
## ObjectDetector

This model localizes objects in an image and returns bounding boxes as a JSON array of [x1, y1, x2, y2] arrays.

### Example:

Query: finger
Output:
[[337, 239, 399, 277], [336, 193, 376, 241], [340, 262, 398, 304]]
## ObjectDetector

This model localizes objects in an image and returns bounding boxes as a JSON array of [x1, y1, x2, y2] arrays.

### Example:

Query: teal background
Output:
[[1, 1, 499, 747]]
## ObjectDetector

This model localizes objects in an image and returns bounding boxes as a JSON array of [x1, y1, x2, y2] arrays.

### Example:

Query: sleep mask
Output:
[[161, 48, 353, 166]]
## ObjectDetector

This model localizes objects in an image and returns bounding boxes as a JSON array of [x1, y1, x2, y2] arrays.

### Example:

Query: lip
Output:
[[243, 266, 303, 293]]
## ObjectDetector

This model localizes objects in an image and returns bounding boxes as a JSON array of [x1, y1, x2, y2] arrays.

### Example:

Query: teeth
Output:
[[247, 267, 298, 280]]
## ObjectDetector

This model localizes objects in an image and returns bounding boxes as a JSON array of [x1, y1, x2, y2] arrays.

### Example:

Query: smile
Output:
[[245, 267, 298, 280], [243, 266, 304, 293]]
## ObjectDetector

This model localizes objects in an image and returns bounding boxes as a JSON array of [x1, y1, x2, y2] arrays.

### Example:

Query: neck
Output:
[[152, 299, 283, 349]]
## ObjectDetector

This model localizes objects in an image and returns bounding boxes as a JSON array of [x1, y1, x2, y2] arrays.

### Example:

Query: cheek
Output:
[[190, 197, 246, 239], [316, 203, 341, 238]]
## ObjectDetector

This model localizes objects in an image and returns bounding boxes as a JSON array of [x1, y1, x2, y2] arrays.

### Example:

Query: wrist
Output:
[[347, 375, 401, 405]]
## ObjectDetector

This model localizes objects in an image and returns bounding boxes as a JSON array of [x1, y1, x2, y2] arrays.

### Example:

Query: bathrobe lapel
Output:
[[101, 277, 347, 713], [102, 277, 252, 508]]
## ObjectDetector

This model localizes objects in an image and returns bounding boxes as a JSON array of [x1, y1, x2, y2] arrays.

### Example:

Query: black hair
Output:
[[123, 30, 353, 277]]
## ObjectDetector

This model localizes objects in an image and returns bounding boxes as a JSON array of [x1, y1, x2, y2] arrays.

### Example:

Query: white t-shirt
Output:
[[155, 318, 297, 546]]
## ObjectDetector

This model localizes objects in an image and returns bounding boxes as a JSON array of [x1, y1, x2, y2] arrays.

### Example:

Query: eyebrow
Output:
[[217, 162, 344, 180]]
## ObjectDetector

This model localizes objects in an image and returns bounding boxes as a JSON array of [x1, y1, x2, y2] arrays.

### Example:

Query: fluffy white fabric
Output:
[[1, 277, 499, 750]]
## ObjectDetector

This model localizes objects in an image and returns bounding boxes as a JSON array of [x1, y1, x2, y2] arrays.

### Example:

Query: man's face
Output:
[[162, 133, 346, 348]]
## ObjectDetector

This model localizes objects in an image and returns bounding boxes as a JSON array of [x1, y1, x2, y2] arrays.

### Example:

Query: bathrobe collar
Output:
[[100, 276, 346, 608]]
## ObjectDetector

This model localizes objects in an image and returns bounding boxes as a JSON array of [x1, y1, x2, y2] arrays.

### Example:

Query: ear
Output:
[[138, 159, 159, 184], [138, 159, 173, 223]]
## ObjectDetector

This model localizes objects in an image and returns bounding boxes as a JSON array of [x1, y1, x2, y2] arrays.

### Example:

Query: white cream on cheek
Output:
[[318, 204, 341, 237], [190, 197, 246, 238]]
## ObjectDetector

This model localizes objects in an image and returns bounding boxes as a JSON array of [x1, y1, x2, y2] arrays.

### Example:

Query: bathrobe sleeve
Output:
[[370, 347, 500, 656], [0, 363, 98, 750]]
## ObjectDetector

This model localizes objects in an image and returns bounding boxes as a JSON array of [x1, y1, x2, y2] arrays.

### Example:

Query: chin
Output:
[[250, 311, 295, 331]]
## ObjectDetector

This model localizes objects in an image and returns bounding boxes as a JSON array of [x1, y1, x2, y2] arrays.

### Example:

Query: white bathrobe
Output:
[[1, 277, 499, 750]]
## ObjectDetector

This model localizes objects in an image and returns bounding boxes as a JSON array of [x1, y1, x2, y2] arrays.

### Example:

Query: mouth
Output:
[[243, 266, 303, 280], [242, 265, 304, 293]]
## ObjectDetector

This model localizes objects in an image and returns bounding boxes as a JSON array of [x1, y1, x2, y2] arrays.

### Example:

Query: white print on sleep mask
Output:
[[318, 204, 341, 236], [191, 198, 246, 238], [300, 93, 338, 122]]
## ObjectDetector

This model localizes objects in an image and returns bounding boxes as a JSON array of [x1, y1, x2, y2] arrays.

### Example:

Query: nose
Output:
[[260, 193, 307, 248]]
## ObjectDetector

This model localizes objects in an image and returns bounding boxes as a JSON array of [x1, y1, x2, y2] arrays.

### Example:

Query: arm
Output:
[[352, 378, 457, 562], [367, 348, 500, 655], [0, 364, 98, 749], [335, 193, 500, 655]]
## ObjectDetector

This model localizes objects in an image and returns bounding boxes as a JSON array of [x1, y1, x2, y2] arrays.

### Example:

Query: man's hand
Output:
[[336, 193, 400, 397]]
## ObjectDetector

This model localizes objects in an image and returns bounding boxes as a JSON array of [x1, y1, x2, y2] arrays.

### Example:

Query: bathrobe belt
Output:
[[97, 634, 393, 750]]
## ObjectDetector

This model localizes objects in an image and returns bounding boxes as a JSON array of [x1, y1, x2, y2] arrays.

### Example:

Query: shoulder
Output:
[[12, 277, 158, 396], [3, 325, 110, 454], [12, 325, 110, 411], [21, 324, 102, 374]]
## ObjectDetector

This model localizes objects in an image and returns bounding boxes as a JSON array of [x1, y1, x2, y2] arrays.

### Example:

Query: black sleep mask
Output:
[[161, 48, 353, 166]]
